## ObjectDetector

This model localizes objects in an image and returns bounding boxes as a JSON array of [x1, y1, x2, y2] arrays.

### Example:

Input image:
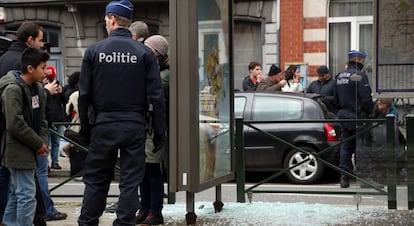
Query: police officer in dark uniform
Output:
[[77, 1, 165, 225], [335, 50, 373, 188]]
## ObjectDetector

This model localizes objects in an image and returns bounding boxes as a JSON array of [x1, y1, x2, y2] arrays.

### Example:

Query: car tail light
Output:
[[324, 123, 337, 141]]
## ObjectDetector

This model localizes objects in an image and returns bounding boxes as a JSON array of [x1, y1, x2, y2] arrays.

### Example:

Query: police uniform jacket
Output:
[[79, 28, 165, 136], [334, 62, 373, 118]]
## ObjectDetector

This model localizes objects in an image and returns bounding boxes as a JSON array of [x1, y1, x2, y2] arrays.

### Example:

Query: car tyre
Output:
[[283, 146, 324, 184]]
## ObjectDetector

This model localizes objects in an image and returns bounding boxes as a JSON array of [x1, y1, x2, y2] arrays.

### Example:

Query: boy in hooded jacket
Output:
[[0, 47, 49, 226]]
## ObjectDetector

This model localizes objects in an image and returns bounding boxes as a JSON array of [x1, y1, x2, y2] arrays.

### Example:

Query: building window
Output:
[[234, 20, 262, 91], [43, 28, 61, 53], [328, 0, 373, 77]]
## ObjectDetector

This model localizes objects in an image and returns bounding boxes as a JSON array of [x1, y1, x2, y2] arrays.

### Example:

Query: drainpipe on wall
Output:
[[66, 4, 84, 40]]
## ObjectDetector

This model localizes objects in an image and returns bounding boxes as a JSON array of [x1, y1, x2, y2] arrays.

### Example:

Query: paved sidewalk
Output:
[[47, 146, 414, 225], [45, 201, 414, 226]]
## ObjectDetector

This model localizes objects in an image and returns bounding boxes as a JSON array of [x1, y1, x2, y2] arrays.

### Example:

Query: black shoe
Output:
[[340, 175, 350, 188], [51, 163, 62, 170], [140, 213, 164, 225], [44, 212, 67, 221], [136, 212, 148, 224]]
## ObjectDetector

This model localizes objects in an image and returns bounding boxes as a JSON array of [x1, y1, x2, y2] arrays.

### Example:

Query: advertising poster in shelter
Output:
[[198, 0, 232, 183]]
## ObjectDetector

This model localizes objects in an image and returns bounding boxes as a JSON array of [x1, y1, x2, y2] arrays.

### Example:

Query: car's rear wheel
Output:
[[283, 147, 324, 184]]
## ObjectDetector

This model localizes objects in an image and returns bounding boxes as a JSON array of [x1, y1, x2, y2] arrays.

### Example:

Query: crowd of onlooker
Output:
[[241, 51, 406, 189]]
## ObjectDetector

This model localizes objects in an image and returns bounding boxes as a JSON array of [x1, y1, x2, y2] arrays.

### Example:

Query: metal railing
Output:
[[235, 115, 410, 209], [47, 122, 176, 203], [47, 123, 119, 198]]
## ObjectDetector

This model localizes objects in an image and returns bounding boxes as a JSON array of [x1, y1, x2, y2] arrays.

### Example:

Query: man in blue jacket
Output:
[[77, 1, 166, 225], [335, 50, 373, 188]]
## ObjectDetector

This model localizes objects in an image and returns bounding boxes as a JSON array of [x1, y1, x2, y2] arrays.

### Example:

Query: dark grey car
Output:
[[235, 92, 339, 184]]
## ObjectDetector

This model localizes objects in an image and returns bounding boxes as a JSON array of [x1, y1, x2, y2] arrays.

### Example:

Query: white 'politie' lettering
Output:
[[98, 52, 138, 63]]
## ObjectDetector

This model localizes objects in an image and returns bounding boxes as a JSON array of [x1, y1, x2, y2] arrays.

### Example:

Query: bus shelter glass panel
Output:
[[198, 0, 232, 183]]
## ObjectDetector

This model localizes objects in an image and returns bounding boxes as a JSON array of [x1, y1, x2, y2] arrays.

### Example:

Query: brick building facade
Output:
[[0, 0, 373, 87]]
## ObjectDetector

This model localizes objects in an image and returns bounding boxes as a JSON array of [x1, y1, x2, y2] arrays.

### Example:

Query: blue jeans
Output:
[[78, 122, 145, 226], [36, 155, 58, 217], [2, 168, 36, 226], [49, 126, 64, 165], [0, 166, 10, 222]]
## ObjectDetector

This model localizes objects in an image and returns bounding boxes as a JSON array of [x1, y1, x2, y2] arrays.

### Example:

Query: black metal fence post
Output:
[[386, 114, 397, 209], [406, 115, 414, 209], [235, 117, 245, 203]]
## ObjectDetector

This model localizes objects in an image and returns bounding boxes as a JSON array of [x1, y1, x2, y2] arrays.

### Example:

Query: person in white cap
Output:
[[77, 1, 166, 225]]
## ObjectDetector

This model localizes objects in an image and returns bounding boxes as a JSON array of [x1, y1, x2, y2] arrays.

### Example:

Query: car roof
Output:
[[235, 91, 328, 119], [235, 91, 319, 100]]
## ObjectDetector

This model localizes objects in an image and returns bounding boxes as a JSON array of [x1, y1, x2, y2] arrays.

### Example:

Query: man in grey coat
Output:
[[256, 64, 286, 92]]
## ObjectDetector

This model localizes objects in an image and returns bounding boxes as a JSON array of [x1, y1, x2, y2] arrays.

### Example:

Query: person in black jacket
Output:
[[306, 65, 337, 113], [0, 21, 59, 224], [77, 1, 166, 225], [242, 61, 263, 91], [0, 22, 44, 78], [335, 50, 374, 188], [44, 66, 69, 170]]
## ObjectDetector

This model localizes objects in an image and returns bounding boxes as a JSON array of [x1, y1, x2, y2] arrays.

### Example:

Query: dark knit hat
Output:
[[347, 50, 366, 59], [317, 65, 329, 76], [105, 0, 134, 19], [268, 64, 282, 76]]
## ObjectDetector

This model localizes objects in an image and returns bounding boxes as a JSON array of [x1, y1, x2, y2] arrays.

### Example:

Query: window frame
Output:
[[327, 16, 373, 51]]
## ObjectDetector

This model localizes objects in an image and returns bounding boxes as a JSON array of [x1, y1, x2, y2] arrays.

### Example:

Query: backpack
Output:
[[0, 82, 16, 163]]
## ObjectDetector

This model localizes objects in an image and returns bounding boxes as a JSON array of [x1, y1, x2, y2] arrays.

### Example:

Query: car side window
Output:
[[234, 97, 247, 118], [252, 96, 303, 121]]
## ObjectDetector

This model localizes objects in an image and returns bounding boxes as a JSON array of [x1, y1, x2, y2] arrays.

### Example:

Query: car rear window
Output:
[[252, 96, 303, 121], [234, 97, 247, 118]]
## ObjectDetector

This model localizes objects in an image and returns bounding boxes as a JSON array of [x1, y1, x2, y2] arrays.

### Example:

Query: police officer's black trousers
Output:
[[78, 122, 145, 226], [339, 127, 356, 173], [139, 162, 164, 215]]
